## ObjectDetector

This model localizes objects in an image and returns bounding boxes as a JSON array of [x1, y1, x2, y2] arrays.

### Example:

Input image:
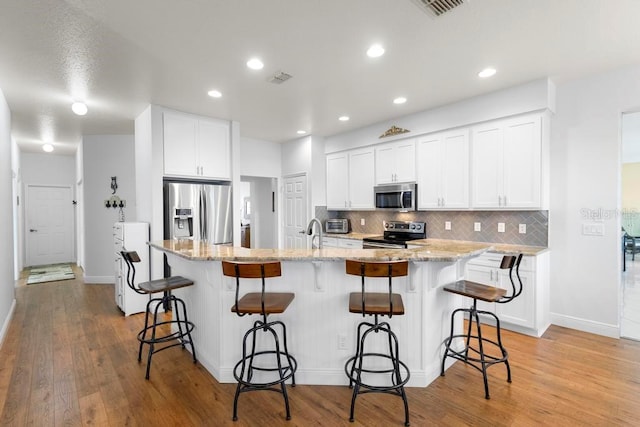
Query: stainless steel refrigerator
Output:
[[163, 179, 233, 244]]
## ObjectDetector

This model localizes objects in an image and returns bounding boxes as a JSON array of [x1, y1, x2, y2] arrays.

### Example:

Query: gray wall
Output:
[[83, 135, 136, 282]]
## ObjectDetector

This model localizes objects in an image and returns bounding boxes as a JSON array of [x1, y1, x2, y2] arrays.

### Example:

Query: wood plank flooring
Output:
[[2, 269, 640, 426]]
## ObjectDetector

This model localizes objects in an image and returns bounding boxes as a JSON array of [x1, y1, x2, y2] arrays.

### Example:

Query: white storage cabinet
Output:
[[375, 139, 416, 185], [416, 129, 469, 209], [114, 222, 150, 316], [163, 111, 231, 180], [321, 236, 363, 249], [471, 113, 542, 209], [464, 251, 549, 337], [326, 147, 375, 210]]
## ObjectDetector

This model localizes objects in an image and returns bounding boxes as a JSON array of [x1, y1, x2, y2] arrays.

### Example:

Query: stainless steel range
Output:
[[362, 220, 426, 249]]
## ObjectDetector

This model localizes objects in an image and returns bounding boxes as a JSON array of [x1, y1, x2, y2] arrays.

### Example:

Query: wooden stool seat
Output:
[[442, 280, 507, 302], [348, 292, 405, 315], [222, 260, 297, 422], [344, 259, 410, 426], [138, 276, 194, 294], [440, 254, 523, 399], [232, 292, 295, 314]]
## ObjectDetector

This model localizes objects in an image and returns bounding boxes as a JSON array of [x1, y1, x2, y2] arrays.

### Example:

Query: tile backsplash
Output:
[[315, 207, 548, 247]]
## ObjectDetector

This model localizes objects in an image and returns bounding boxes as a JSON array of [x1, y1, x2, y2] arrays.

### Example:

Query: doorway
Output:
[[283, 173, 307, 249], [25, 184, 74, 266], [239, 176, 278, 249], [621, 111, 640, 340]]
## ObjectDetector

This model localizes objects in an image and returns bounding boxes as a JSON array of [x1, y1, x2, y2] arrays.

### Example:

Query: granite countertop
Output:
[[149, 240, 492, 263], [408, 238, 547, 256]]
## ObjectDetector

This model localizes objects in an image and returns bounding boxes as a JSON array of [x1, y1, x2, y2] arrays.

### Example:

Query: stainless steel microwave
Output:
[[374, 183, 417, 211]]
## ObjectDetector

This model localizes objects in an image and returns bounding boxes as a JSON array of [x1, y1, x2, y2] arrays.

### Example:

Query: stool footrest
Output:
[[233, 350, 297, 387], [137, 319, 195, 344], [345, 353, 410, 391]]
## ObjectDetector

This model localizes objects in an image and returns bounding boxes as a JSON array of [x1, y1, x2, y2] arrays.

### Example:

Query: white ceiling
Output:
[[2, 0, 640, 156]]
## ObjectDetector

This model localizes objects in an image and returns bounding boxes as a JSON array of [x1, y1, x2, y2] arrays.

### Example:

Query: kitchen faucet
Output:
[[306, 218, 323, 249]]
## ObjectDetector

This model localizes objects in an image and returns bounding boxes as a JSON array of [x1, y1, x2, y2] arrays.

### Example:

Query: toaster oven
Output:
[[325, 218, 350, 234]]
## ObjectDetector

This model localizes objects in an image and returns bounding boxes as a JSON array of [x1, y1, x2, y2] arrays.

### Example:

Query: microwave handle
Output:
[[401, 191, 408, 209]]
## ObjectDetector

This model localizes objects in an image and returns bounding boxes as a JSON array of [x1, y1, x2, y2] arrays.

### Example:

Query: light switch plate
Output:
[[474, 222, 481, 232], [582, 223, 605, 236], [519, 224, 526, 234], [360, 218, 365, 226], [445, 221, 451, 230], [498, 223, 505, 233]]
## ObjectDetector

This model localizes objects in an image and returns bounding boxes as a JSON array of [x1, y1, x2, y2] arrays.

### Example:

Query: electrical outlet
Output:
[[445, 221, 451, 230], [474, 222, 481, 232], [338, 333, 348, 350], [519, 224, 527, 234], [498, 223, 505, 233], [360, 218, 365, 226]]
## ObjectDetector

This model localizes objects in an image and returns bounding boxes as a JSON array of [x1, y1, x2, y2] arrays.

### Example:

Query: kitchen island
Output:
[[149, 240, 491, 387]]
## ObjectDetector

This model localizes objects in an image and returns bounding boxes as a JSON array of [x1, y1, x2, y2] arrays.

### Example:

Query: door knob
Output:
[[30, 229, 38, 232]]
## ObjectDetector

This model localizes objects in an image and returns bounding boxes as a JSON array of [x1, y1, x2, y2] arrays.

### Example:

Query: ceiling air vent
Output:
[[411, 0, 466, 17], [269, 71, 293, 84]]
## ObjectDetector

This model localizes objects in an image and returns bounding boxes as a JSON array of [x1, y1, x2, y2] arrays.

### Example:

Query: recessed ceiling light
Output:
[[338, 116, 350, 122], [42, 143, 54, 153], [207, 89, 222, 98], [478, 67, 497, 78], [393, 97, 407, 105], [296, 130, 307, 135], [246, 58, 264, 70], [366, 44, 385, 58], [71, 102, 88, 116]]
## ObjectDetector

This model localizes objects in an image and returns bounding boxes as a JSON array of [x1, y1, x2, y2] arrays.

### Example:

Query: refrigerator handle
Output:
[[199, 189, 205, 241], [202, 188, 208, 241]]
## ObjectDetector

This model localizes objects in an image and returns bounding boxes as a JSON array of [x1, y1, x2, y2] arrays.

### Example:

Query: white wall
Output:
[[239, 137, 282, 177], [0, 87, 16, 347], [550, 63, 640, 337], [325, 78, 555, 153], [83, 135, 136, 283], [11, 137, 21, 279]]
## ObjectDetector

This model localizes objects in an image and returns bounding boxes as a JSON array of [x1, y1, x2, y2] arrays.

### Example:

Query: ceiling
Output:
[[2, 0, 640, 156]]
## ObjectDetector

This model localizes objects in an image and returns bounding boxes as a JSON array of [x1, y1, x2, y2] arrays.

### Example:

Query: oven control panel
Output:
[[383, 220, 425, 234]]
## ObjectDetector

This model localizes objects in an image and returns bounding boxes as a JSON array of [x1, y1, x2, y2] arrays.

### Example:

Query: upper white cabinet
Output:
[[375, 139, 415, 184], [326, 147, 375, 210], [471, 114, 542, 209], [163, 111, 231, 180], [416, 129, 469, 209]]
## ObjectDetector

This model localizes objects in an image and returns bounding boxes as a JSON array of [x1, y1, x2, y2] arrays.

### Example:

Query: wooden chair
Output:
[[222, 260, 297, 422], [120, 251, 197, 380], [344, 259, 410, 427], [440, 254, 523, 399]]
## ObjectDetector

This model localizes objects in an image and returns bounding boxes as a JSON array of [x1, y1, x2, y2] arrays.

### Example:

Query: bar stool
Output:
[[120, 251, 197, 380], [222, 261, 297, 422], [344, 259, 410, 427], [440, 254, 523, 399]]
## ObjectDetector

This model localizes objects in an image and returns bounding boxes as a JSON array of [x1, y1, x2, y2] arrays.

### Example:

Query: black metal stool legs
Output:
[[345, 316, 410, 427], [232, 319, 298, 422], [440, 300, 509, 399], [137, 293, 197, 380]]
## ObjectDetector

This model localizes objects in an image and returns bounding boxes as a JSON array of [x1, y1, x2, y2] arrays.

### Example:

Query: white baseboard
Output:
[[0, 299, 16, 349], [83, 275, 114, 284], [550, 312, 619, 338]]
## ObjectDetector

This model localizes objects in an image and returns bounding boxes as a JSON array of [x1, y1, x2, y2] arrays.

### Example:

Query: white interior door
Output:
[[26, 185, 74, 266], [283, 174, 307, 249]]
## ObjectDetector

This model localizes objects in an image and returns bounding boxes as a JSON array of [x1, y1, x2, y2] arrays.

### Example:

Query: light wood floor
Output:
[[2, 269, 640, 426]]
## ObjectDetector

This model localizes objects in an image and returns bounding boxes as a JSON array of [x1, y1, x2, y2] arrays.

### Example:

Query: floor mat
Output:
[[27, 263, 75, 284]]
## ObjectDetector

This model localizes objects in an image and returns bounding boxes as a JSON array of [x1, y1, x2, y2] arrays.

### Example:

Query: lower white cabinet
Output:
[[321, 236, 363, 249], [114, 222, 150, 316], [464, 251, 549, 337]]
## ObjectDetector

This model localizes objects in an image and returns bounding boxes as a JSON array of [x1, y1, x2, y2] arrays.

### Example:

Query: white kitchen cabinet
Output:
[[375, 139, 415, 184], [321, 236, 363, 249], [163, 111, 231, 180], [416, 129, 469, 209], [326, 147, 375, 210], [471, 114, 542, 209], [114, 222, 150, 316], [464, 251, 549, 337]]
